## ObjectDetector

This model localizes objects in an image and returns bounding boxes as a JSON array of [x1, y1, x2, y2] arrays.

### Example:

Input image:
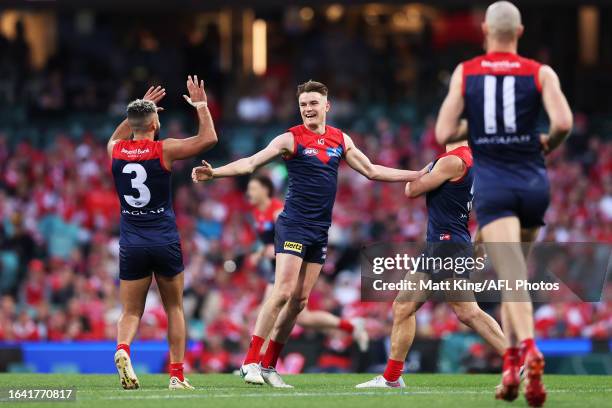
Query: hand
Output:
[[183, 75, 208, 109], [142, 85, 166, 112], [191, 160, 214, 182], [540, 133, 551, 155]]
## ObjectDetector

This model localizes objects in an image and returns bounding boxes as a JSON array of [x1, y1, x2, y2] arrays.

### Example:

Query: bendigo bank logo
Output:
[[480, 60, 521, 69], [283, 241, 303, 253], [121, 147, 150, 155]]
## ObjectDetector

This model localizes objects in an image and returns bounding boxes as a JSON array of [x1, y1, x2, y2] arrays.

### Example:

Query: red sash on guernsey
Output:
[[285, 125, 346, 164], [462, 52, 542, 95], [435, 145, 473, 183], [112, 139, 170, 172]]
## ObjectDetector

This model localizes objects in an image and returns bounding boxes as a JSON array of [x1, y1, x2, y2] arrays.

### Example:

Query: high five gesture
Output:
[[182, 75, 208, 109]]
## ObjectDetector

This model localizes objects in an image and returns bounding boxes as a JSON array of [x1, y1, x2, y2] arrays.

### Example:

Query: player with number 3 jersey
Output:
[[108, 77, 217, 391]]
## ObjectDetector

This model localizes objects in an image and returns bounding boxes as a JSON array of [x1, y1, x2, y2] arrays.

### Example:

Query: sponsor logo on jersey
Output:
[[473, 135, 531, 145], [283, 241, 303, 253], [303, 148, 319, 156], [481, 60, 521, 69], [326, 146, 343, 158], [439, 233, 451, 241], [122, 207, 165, 215], [317, 138, 325, 145], [121, 148, 151, 156]]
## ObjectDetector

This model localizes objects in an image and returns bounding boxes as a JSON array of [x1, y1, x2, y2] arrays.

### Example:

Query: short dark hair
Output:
[[296, 80, 328, 98], [251, 174, 275, 198], [126, 99, 157, 131]]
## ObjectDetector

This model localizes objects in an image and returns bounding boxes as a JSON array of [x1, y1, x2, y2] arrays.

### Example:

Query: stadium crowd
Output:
[[0, 11, 610, 373], [0, 111, 610, 372]]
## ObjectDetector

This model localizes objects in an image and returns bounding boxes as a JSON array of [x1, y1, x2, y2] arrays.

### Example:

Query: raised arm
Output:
[[435, 64, 468, 145], [405, 155, 465, 198], [107, 85, 166, 157], [344, 134, 424, 182], [162, 76, 217, 168], [192, 133, 293, 182], [539, 65, 573, 153]]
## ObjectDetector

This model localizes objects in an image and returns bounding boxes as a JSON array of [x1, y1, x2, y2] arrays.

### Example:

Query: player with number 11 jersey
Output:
[[435, 2, 573, 406]]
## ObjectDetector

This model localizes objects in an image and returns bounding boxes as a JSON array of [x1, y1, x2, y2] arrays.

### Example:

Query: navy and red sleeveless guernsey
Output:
[[273, 125, 345, 264], [111, 139, 180, 247], [426, 146, 474, 243], [252, 198, 284, 245], [280, 125, 345, 227], [462, 52, 550, 228]]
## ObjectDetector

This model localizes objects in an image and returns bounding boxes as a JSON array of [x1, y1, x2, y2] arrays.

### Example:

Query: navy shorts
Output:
[[475, 186, 550, 229], [274, 216, 329, 264], [119, 242, 184, 281], [421, 241, 474, 281]]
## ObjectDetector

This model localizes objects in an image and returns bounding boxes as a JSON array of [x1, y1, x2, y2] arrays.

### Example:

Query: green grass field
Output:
[[0, 373, 609, 408]]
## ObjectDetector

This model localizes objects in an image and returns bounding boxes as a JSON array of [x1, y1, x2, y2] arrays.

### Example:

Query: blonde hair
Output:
[[126, 99, 156, 131], [485, 1, 522, 41]]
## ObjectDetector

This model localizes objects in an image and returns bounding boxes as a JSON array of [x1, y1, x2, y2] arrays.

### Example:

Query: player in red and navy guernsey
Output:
[[423, 143, 475, 244], [357, 141, 506, 389], [435, 2, 572, 406], [247, 175, 284, 275], [192, 80, 425, 388], [247, 174, 369, 359], [108, 77, 217, 391]]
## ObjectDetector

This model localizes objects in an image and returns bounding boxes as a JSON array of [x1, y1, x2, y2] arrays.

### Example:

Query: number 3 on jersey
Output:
[[122, 163, 151, 208]]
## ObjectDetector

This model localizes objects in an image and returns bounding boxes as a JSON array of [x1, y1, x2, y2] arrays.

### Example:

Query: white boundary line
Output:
[[74, 388, 612, 401]]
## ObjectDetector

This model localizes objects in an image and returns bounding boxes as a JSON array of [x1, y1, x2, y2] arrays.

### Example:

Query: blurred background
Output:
[[0, 0, 610, 376]]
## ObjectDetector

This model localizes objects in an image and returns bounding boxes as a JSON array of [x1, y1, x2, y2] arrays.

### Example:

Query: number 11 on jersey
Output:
[[483, 75, 516, 135]]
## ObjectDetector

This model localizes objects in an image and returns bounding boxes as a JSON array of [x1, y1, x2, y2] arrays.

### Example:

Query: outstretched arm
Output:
[[107, 86, 166, 157], [405, 155, 465, 198], [435, 64, 467, 145], [192, 133, 293, 182], [539, 66, 573, 153], [163, 75, 218, 167], [344, 134, 425, 182]]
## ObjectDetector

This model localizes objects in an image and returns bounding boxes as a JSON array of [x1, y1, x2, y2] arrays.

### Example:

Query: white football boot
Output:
[[355, 375, 406, 389], [261, 367, 294, 388], [351, 318, 370, 352], [169, 376, 195, 390], [114, 349, 140, 390], [240, 363, 265, 385]]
